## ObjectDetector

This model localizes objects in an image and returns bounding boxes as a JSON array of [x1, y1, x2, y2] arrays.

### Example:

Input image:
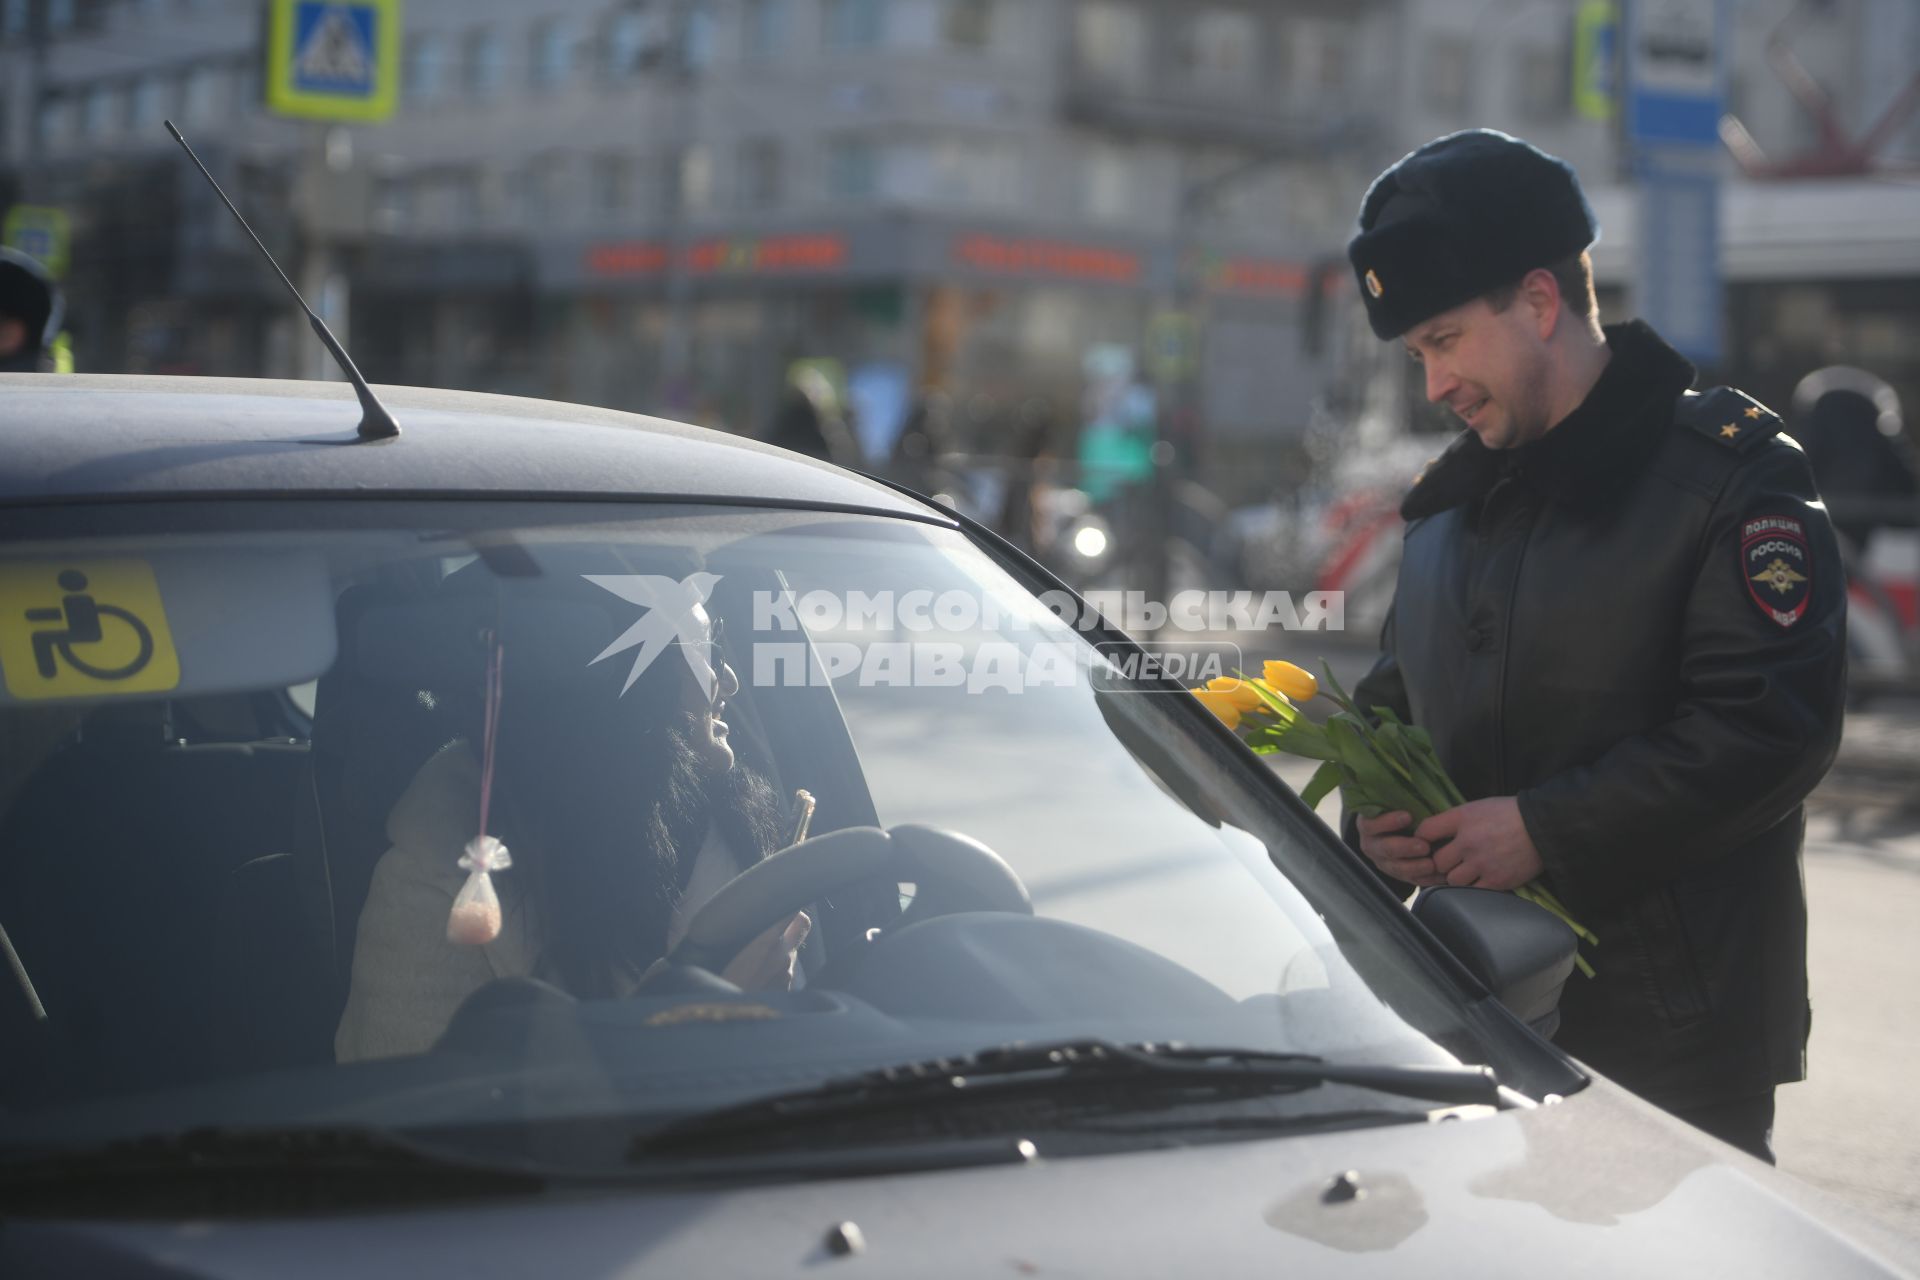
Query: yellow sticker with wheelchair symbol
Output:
[[0, 560, 181, 700]]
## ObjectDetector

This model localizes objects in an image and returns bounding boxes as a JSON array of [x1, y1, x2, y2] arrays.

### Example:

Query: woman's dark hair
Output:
[[448, 564, 784, 996]]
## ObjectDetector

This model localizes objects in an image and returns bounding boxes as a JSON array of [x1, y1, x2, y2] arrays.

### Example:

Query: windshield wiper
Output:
[[637, 1039, 1504, 1159], [0, 1124, 549, 1217]]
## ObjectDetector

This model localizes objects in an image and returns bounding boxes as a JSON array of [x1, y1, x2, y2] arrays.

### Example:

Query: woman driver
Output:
[[335, 589, 806, 1063]]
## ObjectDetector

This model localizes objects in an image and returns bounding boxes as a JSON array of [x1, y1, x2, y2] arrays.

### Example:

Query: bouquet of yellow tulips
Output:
[[1192, 660, 1597, 978]]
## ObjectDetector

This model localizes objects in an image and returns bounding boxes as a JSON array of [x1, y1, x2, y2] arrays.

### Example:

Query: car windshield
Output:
[[0, 499, 1542, 1167]]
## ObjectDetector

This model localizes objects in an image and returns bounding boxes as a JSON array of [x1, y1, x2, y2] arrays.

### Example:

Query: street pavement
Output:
[[1249, 633, 1920, 1243]]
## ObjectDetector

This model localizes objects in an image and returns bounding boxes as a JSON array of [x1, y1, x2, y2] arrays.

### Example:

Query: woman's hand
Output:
[[721, 910, 812, 991]]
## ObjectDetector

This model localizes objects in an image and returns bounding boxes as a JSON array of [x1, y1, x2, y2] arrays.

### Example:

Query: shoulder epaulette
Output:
[[1675, 386, 1783, 455]]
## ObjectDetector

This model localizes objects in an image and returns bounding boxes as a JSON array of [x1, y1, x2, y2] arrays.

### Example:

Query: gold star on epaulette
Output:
[[1721, 425, 1740, 440], [1744, 406, 1765, 420]]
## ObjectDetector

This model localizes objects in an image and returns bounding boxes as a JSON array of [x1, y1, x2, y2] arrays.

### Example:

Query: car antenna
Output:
[[164, 120, 399, 441]]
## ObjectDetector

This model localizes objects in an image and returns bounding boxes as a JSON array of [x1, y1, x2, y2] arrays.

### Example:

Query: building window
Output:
[[530, 18, 576, 91], [520, 154, 564, 224], [893, 136, 1018, 209], [605, 8, 671, 78], [1075, 1, 1145, 84], [1305, 20, 1352, 95], [738, 137, 783, 210], [231, 54, 261, 112], [678, 143, 714, 214], [374, 175, 412, 233], [826, 135, 878, 200], [1515, 43, 1568, 120], [423, 169, 482, 232], [591, 153, 634, 217], [823, 0, 885, 51], [1424, 32, 1470, 115], [943, 0, 993, 49], [34, 94, 73, 150], [404, 33, 446, 105], [1180, 8, 1256, 90], [743, 0, 787, 60], [464, 27, 506, 100], [130, 75, 169, 129], [82, 83, 121, 139], [46, 0, 73, 33], [181, 64, 223, 125], [680, 1, 715, 70], [1079, 137, 1135, 224], [1, 0, 26, 38]]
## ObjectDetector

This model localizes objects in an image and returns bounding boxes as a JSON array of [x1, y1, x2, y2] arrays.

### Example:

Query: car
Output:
[[0, 372, 1915, 1278]]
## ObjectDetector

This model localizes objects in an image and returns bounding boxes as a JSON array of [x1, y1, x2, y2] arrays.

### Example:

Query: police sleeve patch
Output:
[[1741, 514, 1813, 628]]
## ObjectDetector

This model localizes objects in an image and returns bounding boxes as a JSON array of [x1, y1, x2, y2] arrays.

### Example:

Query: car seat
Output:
[[0, 697, 329, 1105]]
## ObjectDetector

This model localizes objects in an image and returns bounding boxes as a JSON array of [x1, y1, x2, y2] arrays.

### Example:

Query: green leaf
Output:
[[1270, 717, 1341, 762], [1300, 759, 1344, 809], [1318, 659, 1365, 719], [1326, 717, 1429, 820], [1373, 723, 1452, 814]]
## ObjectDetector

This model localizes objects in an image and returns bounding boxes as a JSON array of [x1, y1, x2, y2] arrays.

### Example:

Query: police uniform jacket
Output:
[[1351, 320, 1847, 1109]]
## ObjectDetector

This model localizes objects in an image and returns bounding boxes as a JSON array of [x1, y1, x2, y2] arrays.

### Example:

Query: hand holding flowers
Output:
[[1192, 659, 1596, 977]]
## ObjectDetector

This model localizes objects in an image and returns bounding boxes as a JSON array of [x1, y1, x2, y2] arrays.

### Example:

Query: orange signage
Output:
[[1208, 258, 1307, 297], [686, 234, 848, 274], [586, 242, 671, 276], [585, 234, 848, 279], [953, 234, 1141, 284]]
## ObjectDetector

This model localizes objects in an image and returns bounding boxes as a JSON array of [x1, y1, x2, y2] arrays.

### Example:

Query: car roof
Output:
[[0, 374, 947, 521]]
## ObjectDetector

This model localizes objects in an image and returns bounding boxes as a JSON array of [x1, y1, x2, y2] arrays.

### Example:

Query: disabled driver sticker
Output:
[[0, 560, 182, 700], [1740, 515, 1813, 630]]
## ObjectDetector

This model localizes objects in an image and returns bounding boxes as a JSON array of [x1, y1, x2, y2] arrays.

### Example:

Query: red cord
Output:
[[477, 630, 504, 843]]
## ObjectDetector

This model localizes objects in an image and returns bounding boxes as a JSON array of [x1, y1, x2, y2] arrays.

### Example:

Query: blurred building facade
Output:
[[1, 0, 1917, 496]]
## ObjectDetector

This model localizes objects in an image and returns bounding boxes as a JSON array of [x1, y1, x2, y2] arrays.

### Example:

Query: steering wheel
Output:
[[658, 824, 1032, 978]]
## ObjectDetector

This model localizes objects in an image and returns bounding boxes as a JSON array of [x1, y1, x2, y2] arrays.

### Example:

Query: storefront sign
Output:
[[584, 235, 848, 279], [586, 242, 672, 277], [686, 234, 847, 275], [951, 234, 1141, 284], [1205, 257, 1307, 298]]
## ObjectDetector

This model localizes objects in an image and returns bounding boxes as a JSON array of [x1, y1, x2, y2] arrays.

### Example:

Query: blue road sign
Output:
[[293, 3, 377, 97], [266, 0, 399, 123], [1624, 0, 1726, 152]]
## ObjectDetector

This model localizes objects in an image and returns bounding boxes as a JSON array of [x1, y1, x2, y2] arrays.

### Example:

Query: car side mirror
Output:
[[1411, 888, 1577, 1038]]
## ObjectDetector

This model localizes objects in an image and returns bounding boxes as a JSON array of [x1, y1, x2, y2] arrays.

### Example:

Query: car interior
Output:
[[0, 549, 906, 1112]]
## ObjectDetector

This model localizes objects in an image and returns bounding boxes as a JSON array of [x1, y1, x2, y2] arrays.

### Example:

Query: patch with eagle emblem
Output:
[[1741, 514, 1812, 629]]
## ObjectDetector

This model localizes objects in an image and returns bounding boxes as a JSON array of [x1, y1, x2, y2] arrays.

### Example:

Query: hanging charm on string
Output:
[[449, 629, 511, 946]]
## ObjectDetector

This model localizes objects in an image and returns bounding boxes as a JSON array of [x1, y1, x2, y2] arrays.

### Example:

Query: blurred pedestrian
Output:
[[1343, 129, 1848, 1163], [1789, 367, 1915, 553], [761, 365, 859, 468], [0, 248, 64, 374]]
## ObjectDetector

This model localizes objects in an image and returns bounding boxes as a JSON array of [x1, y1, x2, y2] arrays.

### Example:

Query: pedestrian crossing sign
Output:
[[266, 0, 400, 123]]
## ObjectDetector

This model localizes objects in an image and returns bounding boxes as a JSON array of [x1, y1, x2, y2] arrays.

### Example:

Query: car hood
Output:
[[7, 1077, 1917, 1278]]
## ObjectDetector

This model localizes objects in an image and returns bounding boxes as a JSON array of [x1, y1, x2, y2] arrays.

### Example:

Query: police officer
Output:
[[1343, 130, 1847, 1163], [0, 247, 64, 374]]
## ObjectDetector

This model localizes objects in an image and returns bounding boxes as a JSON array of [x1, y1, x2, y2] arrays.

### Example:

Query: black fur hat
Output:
[[1346, 129, 1597, 340]]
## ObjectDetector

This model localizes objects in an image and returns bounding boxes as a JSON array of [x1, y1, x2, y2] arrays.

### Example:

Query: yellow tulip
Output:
[[1205, 675, 1264, 712], [1189, 687, 1242, 730], [1263, 661, 1318, 702]]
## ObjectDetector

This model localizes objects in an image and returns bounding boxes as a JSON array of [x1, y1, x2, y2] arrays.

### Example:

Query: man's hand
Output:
[[1355, 811, 1447, 887], [721, 910, 812, 992], [1417, 797, 1543, 891]]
